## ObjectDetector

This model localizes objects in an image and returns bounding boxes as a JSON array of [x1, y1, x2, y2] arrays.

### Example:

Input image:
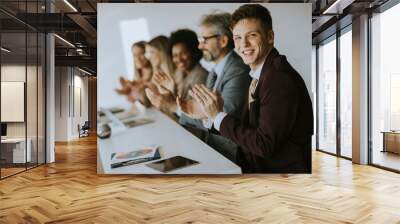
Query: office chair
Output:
[[79, 121, 90, 138]]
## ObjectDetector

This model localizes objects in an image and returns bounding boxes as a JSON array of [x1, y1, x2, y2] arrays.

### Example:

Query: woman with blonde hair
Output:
[[132, 41, 153, 81], [116, 36, 176, 107], [146, 35, 175, 79], [115, 40, 153, 106]]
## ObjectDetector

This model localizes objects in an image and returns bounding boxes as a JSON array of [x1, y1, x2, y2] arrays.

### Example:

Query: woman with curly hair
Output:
[[146, 29, 207, 116]]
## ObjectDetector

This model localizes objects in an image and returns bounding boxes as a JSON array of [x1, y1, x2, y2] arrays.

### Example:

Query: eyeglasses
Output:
[[198, 34, 220, 44]]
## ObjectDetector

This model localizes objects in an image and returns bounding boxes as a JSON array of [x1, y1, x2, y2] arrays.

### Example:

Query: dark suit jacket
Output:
[[219, 48, 314, 173]]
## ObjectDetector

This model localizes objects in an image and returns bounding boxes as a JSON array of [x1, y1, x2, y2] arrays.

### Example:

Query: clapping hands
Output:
[[152, 69, 175, 95], [190, 84, 224, 119], [176, 84, 223, 120], [145, 82, 176, 111], [176, 96, 207, 119], [115, 76, 145, 103]]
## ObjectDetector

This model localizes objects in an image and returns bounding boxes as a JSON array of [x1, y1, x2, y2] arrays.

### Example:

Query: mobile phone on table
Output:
[[146, 156, 199, 173]]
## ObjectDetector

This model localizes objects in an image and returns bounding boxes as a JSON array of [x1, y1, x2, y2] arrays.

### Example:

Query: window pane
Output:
[[27, 31, 38, 169], [312, 45, 317, 150], [25, 1, 39, 170], [371, 3, 400, 171], [340, 29, 352, 158], [318, 37, 337, 154], [38, 32, 46, 165]]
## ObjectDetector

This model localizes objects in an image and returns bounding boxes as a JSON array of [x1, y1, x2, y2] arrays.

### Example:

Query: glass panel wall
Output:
[[38, 32, 45, 165], [27, 31, 38, 169], [1, 30, 28, 178], [339, 28, 352, 158], [37, 0, 46, 166], [0, 1, 46, 179], [371, 3, 400, 171], [317, 35, 337, 154]]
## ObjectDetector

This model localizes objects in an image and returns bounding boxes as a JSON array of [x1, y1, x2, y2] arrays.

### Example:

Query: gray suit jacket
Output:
[[179, 51, 251, 162]]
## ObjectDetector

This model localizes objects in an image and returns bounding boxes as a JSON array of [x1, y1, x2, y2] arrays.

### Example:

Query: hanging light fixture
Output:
[[1, 47, 11, 53], [63, 0, 78, 12], [54, 34, 75, 48]]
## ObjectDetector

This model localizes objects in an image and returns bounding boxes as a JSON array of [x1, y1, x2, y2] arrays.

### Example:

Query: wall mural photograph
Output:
[[97, 3, 312, 174]]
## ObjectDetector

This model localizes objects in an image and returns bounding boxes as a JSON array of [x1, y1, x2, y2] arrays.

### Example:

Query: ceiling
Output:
[[0, 0, 392, 75]]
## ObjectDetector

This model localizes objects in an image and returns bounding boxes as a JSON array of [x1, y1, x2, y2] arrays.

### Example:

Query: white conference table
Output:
[[97, 107, 242, 174]]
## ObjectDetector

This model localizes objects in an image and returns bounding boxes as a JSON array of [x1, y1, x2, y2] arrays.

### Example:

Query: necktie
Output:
[[208, 70, 218, 90], [248, 78, 258, 109]]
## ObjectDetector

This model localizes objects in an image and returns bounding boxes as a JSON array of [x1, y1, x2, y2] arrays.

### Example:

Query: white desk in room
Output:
[[97, 108, 242, 174], [1, 138, 32, 163]]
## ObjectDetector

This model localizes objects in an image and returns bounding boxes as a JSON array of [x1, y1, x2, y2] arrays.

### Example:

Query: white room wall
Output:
[[98, 3, 312, 109], [1, 64, 46, 164], [72, 73, 89, 138], [1, 65, 35, 138], [55, 66, 69, 141], [55, 67, 89, 141]]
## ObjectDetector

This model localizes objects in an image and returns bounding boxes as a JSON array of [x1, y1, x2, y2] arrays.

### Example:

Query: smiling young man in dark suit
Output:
[[191, 4, 314, 173]]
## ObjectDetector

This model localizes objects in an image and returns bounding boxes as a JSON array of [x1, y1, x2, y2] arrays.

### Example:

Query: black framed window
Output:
[[339, 25, 353, 159], [316, 24, 353, 160], [317, 34, 337, 155], [369, 1, 400, 172]]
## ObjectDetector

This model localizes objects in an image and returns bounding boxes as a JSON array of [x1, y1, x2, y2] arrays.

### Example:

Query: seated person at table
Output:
[[145, 29, 208, 118], [146, 35, 176, 81], [176, 12, 251, 162], [116, 36, 175, 108], [132, 41, 153, 82], [190, 4, 313, 173], [115, 41, 153, 106]]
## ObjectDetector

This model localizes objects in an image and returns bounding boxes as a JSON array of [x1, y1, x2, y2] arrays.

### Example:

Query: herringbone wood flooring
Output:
[[1, 135, 400, 224]]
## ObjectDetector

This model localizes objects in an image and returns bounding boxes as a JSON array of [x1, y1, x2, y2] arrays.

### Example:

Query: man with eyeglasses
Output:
[[176, 11, 251, 162]]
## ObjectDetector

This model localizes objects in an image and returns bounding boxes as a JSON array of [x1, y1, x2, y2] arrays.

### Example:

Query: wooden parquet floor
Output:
[[1, 135, 400, 224], [1, 167, 26, 178]]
